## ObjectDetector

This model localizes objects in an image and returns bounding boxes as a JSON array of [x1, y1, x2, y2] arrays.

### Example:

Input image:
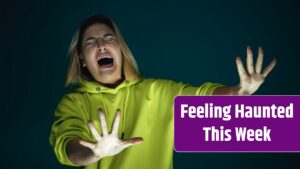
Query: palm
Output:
[[92, 133, 124, 157], [79, 110, 143, 159]]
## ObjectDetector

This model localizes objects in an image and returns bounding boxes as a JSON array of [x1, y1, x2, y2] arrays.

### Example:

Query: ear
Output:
[[80, 54, 87, 67]]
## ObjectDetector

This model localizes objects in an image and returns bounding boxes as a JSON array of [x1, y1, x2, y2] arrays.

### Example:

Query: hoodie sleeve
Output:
[[145, 79, 223, 96], [179, 82, 224, 96], [49, 94, 91, 166]]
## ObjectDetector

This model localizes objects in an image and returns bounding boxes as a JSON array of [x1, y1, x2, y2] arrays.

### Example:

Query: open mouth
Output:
[[98, 57, 114, 68]]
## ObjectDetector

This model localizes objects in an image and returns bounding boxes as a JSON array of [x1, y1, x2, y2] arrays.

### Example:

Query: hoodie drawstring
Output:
[[122, 85, 130, 139], [99, 90, 111, 130]]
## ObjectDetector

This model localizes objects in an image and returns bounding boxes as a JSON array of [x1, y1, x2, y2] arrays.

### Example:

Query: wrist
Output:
[[213, 86, 240, 95]]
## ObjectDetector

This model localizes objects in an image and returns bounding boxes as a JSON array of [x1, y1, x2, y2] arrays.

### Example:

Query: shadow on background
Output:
[[1, 0, 300, 168]]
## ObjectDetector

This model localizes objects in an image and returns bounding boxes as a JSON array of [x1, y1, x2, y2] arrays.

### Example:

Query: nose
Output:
[[97, 39, 106, 52]]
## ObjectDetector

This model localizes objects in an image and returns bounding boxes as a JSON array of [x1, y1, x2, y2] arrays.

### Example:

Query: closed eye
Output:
[[103, 35, 115, 42], [86, 39, 96, 45]]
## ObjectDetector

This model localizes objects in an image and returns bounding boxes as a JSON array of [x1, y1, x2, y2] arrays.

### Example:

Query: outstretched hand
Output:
[[235, 46, 277, 95], [79, 109, 143, 159]]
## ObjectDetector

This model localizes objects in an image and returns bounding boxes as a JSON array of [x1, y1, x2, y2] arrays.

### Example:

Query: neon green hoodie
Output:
[[49, 78, 222, 169]]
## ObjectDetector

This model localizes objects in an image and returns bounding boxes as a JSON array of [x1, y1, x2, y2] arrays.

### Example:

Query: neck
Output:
[[99, 77, 124, 88]]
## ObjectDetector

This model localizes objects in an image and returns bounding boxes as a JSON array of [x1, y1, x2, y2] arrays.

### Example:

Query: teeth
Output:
[[97, 54, 112, 61], [100, 55, 112, 58]]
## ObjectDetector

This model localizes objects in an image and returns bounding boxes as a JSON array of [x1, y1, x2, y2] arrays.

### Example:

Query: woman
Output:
[[49, 15, 276, 169]]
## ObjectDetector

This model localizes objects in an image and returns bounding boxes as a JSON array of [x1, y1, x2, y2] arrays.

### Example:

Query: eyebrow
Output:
[[85, 33, 114, 42]]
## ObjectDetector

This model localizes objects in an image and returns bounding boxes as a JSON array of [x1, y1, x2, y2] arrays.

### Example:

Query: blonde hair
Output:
[[65, 15, 140, 86]]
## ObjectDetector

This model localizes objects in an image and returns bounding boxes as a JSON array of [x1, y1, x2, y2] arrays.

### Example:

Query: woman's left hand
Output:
[[235, 46, 277, 95]]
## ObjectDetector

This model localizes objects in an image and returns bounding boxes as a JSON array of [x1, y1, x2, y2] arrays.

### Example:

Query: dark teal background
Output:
[[2, 0, 300, 168]]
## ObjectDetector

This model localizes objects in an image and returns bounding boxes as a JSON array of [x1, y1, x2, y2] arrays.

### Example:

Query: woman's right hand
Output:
[[79, 109, 143, 160]]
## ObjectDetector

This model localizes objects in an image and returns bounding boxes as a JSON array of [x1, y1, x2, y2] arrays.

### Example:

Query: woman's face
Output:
[[81, 23, 122, 85]]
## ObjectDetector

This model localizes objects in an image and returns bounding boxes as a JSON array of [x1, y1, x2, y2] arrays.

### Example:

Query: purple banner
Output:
[[174, 96, 300, 152]]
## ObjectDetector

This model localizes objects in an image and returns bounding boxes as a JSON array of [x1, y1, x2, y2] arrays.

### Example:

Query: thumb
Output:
[[121, 137, 144, 149], [79, 139, 96, 150]]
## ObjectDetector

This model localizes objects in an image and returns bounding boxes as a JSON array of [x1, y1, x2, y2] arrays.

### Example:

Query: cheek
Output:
[[83, 45, 95, 54], [83, 46, 97, 61], [112, 44, 122, 59]]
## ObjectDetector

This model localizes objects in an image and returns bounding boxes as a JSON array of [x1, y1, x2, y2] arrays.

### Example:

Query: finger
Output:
[[236, 56, 247, 80], [88, 121, 102, 141], [255, 47, 264, 73], [121, 137, 144, 149], [98, 109, 108, 136], [262, 58, 277, 77], [112, 110, 121, 136], [79, 139, 96, 150], [246, 46, 254, 74]]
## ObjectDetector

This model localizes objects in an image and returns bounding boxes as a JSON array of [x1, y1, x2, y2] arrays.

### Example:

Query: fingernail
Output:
[[99, 111, 105, 116], [137, 138, 144, 143], [98, 109, 105, 116]]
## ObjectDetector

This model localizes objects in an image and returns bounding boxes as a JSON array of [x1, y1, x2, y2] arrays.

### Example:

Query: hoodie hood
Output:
[[76, 78, 143, 94]]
